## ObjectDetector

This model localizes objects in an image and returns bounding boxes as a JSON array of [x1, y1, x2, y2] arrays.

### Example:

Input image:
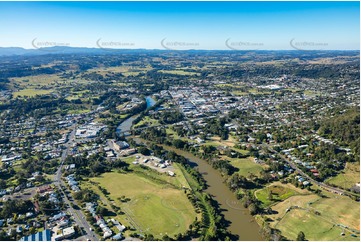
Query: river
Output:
[[132, 138, 263, 240], [117, 94, 262, 240], [116, 96, 156, 136]]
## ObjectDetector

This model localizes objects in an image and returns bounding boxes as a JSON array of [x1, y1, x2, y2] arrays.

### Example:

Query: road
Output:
[[53, 125, 99, 241], [261, 143, 353, 196], [228, 118, 352, 196]]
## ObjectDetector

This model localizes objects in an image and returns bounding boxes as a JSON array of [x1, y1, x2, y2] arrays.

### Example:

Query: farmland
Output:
[[13, 89, 52, 97]]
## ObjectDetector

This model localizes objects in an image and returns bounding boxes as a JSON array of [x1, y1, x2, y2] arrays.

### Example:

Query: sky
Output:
[[0, 1, 359, 50]]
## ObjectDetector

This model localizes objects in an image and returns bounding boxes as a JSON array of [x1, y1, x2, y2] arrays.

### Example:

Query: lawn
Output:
[[165, 128, 180, 139], [133, 116, 160, 128], [226, 157, 264, 177], [327, 162, 360, 190], [255, 183, 301, 207], [13, 89, 52, 97], [89, 172, 197, 238]]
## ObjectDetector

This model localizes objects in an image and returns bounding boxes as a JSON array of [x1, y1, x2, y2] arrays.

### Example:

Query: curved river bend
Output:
[[118, 95, 263, 240], [133, 139, 262, 240]]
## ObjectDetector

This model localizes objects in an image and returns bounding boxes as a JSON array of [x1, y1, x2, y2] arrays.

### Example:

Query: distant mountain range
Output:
[[0, 46, 359, 56], [0, 46, 154, 56]]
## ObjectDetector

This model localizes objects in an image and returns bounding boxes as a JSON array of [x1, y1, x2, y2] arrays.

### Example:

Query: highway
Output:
[[53, 125, 99, 241]]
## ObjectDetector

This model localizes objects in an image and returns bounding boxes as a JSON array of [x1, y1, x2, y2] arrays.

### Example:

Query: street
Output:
[[261, 143, 353, 196], [53, 125, 99, 241]]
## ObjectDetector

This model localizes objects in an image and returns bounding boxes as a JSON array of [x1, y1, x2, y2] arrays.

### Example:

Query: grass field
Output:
[[120, 155, 191, 189], [266, 189, 360, 241], [327, 162, 360, 190], [159, 70, 199, 76], [86, 66, 152, 77], [13, 89, 52, 97], [88, 171, 197, 238], [276, 209, 356, 241], [133, 116, 160, 128], [232, 90, 249, 96], [226, 157, 264, 177], [10, 74, 63, 88], [255, 183, 303, 207]]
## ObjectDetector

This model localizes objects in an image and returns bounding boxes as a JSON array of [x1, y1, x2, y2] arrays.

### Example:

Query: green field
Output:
[[255, 183, 301, 207], [232, 90, 249, 96], [276, 209, 356, 241], [159, 70, 199, 76], [266, 189, 360, 241], [10, 74, 62, 88], [327, 162, 360, 190], [13, 89, 52, 97], [133, 116, 160, 128], [88, 171, 197, 238], [226, 157, 264, 177]]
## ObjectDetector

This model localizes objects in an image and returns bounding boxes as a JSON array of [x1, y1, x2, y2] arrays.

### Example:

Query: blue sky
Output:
[[0, 1, 359, 50]]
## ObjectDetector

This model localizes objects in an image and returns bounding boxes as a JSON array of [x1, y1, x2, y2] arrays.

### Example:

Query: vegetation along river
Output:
[[132, 137, 262, 240], [118, 95, 262, 240]]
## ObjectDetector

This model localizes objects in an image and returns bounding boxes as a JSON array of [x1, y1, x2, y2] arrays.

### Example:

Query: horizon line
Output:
[[0, 46, 360, 52]]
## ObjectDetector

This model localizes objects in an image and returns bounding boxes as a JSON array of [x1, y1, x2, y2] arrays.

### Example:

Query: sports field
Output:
[[226, 157, 264, 177], [89, 171, 197, 237], [266, 189, 360, 241]]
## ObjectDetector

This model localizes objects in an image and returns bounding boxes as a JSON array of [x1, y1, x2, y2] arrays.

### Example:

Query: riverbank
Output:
[[132, 137, 263, 241]]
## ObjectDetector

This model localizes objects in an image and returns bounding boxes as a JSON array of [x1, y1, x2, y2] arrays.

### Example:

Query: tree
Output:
[[96, 206, 109, 216], [138, 146, 151, 156], [0, 179, 6, 189], [268, 190, 273, 201], [297, 231, 306, 241], [248, 203, 258, 215]]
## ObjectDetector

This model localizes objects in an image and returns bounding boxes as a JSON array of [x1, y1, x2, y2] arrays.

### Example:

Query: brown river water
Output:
[[132, 137, 263, 241]]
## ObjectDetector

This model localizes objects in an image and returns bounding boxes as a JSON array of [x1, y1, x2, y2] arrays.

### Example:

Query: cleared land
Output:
[[225, 157, 264, 177], [86, 170, 196, 238], [327, 162, 360, 190], [86, 66, 152, 77], [158, 70, 199, 76], [255, 183, 302, 207], [13, 89, 52, 97], [133, 116, 160, 128], [265, 189, 360, 241]]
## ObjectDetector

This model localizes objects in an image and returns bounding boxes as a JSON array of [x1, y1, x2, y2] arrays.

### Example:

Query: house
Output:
[[303, 181, 310, 186], [112, 233, 123, 240], [16, 225, 23, 233], [36, 185, 52, 194]]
